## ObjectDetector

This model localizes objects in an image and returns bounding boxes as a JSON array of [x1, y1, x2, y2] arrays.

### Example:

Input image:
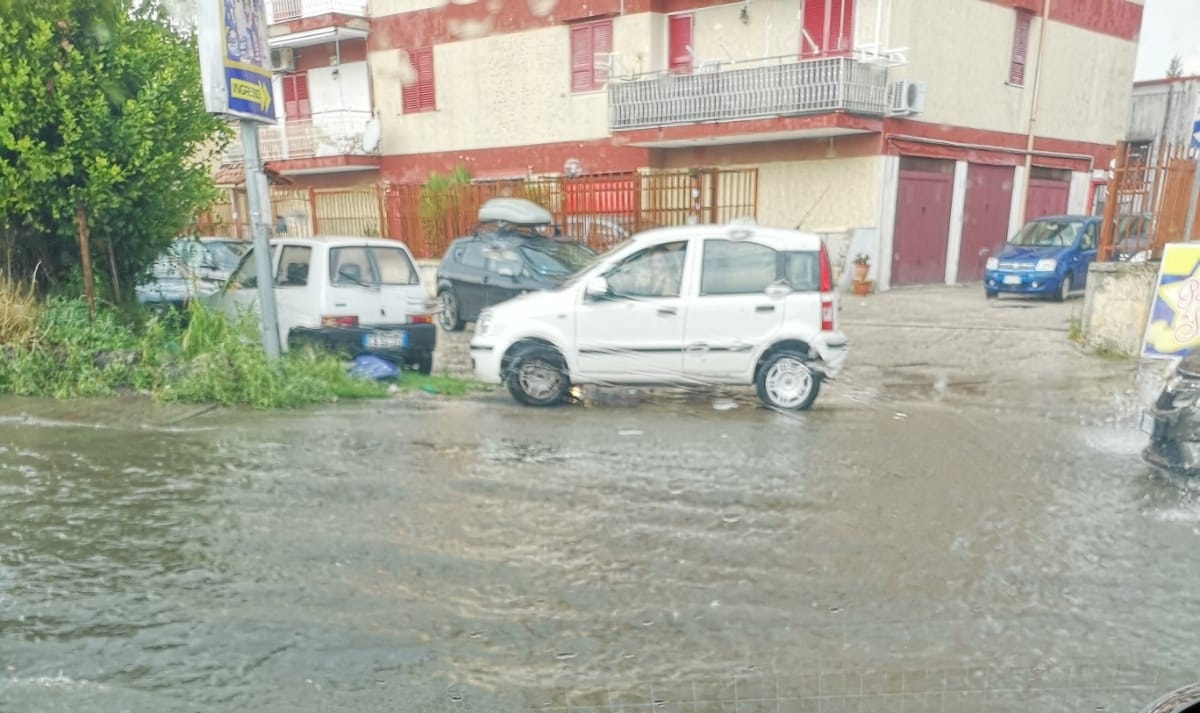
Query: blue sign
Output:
[[197, 0, 275, 123], [1192, 118, 1200, 150], [221, 0, 274, 122]]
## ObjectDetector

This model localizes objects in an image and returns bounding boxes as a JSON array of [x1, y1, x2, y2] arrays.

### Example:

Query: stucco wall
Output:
[[1080, 261, 1158, 356], [754, 156, 882, 233]]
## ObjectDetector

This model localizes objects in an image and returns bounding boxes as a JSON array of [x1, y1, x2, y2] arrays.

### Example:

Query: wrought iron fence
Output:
[[266, 0, 367, 22], [223, 111, 377, 163]]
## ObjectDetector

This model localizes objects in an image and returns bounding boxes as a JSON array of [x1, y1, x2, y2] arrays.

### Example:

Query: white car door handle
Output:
[[657, 306, 677, 316]]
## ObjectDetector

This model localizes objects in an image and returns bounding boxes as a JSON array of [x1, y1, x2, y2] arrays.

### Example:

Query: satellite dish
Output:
[[563, 158, 583, 178], [362, 117, 381, 154]]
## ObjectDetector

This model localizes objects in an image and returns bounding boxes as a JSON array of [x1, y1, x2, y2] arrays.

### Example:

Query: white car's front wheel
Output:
[[756, 352, 820, 411], [506, 345, 570, 407]]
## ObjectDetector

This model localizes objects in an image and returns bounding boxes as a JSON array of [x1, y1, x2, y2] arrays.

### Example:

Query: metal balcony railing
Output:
[[267, 0, 368, 22], [224, 111, 378, 163], [608, 56, 889, 131]]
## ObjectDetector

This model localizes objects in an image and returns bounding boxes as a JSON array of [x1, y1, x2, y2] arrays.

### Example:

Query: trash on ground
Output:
[[348, 354, 400, 381]]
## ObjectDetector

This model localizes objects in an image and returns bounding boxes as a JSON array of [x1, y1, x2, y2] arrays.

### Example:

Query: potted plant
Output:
[[852, 253, 873, 296], [853, 253, 870, 281]]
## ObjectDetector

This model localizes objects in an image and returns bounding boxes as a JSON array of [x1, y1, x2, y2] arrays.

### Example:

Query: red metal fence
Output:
[[199, 168, 759, 260], [1097, 142, 1200, 261]]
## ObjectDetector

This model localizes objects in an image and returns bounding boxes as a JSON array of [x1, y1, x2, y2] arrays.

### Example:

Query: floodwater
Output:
[[2, 370, 1199, 713]]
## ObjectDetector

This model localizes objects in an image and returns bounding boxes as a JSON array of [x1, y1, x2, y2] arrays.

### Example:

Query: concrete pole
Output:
[[1016, 0, 1052, 224], [240, 120, 282, 360]]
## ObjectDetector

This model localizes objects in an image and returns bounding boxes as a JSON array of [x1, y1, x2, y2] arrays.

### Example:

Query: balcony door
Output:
[[282, 72, 312, 160]]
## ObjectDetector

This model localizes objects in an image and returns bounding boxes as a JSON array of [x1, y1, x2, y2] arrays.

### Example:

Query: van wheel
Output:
[[756, 351, 820, 411], [414, 353, 433, 375], [438, 289, 464, 332], [506, 345, 569, 407]]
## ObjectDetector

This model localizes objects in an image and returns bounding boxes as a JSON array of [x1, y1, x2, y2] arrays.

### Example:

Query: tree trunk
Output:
[[76, 203, 95, 322], [105, 239, 120, 304]]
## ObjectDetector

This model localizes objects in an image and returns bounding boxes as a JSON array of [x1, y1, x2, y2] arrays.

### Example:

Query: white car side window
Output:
[[606, 240, 687, 298]]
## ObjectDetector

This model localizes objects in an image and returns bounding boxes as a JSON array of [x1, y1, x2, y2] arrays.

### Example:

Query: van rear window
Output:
[[329, 246, 419, 286]]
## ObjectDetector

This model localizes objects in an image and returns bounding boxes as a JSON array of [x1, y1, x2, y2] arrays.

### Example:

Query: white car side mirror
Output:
[[585, 276, 610, 299]]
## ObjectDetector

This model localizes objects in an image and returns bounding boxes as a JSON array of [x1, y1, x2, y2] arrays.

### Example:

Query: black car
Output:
[[1143, 351, 1200, 476], [435, 232, 595, 331]]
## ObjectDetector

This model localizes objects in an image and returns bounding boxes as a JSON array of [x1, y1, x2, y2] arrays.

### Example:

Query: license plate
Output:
[[1003, 275, 1022, 285], [363, 331, 406, 349]]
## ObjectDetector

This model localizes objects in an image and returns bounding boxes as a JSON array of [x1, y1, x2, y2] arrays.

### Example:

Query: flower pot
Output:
[[853, 263, 869, 281], [852, 279, 872, 296]]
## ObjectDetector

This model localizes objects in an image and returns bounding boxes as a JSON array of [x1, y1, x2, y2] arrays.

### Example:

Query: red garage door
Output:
[[1024, 167, 1070, 222], [893, 157, 954, 286], [959, 163, 1014, 282]]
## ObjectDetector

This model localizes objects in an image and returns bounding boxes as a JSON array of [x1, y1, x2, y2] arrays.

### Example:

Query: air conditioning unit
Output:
[[270, 47, 295, 73], [888, 79, 926, 116]]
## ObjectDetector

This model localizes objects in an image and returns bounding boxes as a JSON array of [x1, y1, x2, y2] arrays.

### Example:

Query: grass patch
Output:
[[1067, 316, 1083, 344], [0, 275, 41, 346], [392, 372, 492, 396], [0, 297, 389, 408]]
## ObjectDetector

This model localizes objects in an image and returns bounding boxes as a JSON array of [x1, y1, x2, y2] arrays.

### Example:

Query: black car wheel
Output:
[[438, 289, 464, 332], [506, 345, 570, 407], [413, 352, 433, 375]]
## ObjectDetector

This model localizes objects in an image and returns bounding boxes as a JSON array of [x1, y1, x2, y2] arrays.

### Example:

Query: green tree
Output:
[[1167, 54, 1184, 79], [0, 0, 227, 299]]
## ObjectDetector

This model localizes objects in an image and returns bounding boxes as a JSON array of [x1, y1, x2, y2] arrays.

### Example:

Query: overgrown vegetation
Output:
[[0, 0, 227, 299], [0, 297, 400, 408], [417, 166, 473, 256]]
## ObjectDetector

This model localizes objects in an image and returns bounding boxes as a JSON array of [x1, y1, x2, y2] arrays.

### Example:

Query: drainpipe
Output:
[[1016, 0, 1051, 223]]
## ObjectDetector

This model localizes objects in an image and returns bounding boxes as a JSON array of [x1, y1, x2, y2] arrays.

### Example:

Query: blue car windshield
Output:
[[1008, 220, 1082, 247]]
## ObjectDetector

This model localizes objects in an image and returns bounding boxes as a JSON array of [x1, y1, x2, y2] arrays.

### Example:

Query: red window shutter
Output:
[[592, 20, 612, 86], [828, 0, 854, 55], [403, 47, 435, 113], [571, 25, 594, 91], [1010, 10, 1031, 85], [668, 14, 693, 74], [801, 0, 828, 57], [283, 74, 310, 120]]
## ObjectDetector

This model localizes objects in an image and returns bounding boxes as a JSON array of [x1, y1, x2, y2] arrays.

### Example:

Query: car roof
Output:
[[268, 235, 411, 248], [630, 222, 826, 250], [1032, 215, 1095, 222]]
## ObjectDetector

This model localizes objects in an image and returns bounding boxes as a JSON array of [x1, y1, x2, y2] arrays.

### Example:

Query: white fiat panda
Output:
[[469, 221, 848, 410]]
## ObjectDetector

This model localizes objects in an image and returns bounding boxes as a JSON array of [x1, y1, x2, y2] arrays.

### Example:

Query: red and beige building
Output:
[[219, 0, 1144, 288]]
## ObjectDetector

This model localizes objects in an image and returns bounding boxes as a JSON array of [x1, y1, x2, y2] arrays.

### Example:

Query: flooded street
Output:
[[3, 290, 1200, 713]]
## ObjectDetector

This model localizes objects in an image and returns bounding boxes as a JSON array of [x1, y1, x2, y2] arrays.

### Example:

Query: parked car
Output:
[[136, 236, 249, 311], [1143, 351, 1200, 476], [469, 220, 848, 410], [212, 236, 435, 373], [983, 215, 1100, 301], [436, 198, 596, 331]]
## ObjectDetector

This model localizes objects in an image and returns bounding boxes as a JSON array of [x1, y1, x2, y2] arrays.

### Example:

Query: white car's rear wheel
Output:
[[756, 352, 820, 411]]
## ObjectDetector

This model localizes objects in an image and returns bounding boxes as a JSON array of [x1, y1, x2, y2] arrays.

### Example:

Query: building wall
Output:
[[887, 0, 1136, 145], [1128, 78, 1200, 146]]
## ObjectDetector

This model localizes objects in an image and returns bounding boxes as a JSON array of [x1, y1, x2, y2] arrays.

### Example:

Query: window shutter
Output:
[[295, 73, 311, 118], [801, 0, 828, 57], [416, 48, 434, 111], [403, 47, 435, 113], [592, 20, 612, 86], [828, 0, 854, 55], [1010, 10, 1031, 85], [283, 74, 310, 120], [571, 25, 593, 91], [668, 14, 693, 74]]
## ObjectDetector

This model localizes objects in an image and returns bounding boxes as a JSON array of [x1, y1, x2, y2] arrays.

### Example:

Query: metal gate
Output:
[[892, 157, 954, 286], [959, 164, 1015, 282]]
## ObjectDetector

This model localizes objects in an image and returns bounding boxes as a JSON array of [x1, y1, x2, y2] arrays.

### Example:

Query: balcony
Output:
[[224, 111, 380, 174], [608, 56, 889, 133], [267, 0, 367, 23]]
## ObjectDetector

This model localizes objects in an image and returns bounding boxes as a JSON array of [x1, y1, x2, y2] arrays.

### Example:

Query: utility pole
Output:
[[241, 121, 282, 360]]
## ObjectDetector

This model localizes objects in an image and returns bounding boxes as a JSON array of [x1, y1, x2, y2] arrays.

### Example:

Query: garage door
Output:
[[1024, 166, 1070, 222], [959, 164, 1014, 282], [892, 157, 954, 286]]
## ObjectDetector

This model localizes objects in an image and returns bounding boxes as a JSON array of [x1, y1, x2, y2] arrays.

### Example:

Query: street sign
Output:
[[197, 0, 276, 124]]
